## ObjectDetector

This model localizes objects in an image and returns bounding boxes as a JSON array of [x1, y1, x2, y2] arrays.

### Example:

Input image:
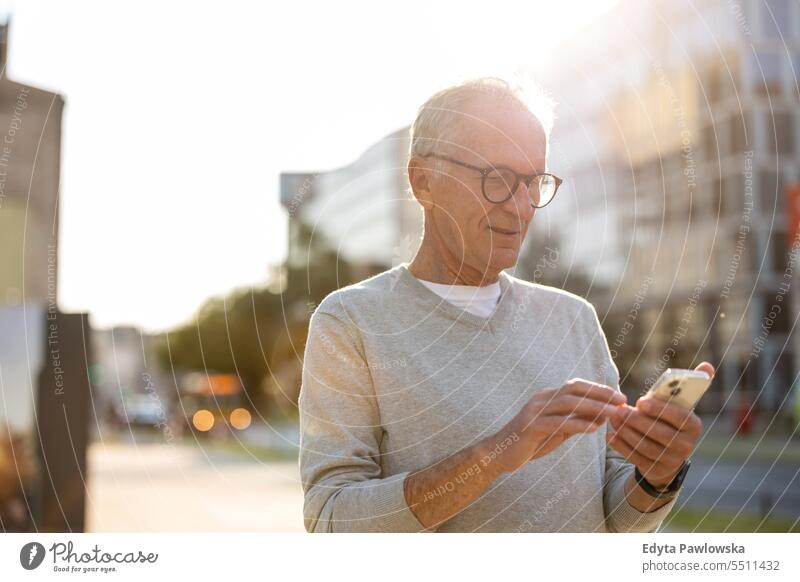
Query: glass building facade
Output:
[[518, 0, 799, 426]]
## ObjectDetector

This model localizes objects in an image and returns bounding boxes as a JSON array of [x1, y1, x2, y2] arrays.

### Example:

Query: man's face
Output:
[[422, 96, 547, 279]]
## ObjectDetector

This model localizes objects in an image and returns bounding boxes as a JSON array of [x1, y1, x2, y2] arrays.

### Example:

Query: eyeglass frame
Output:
[[420, 152, 563, 208]]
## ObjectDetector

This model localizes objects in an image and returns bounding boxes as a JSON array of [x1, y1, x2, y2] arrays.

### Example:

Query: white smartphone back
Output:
[[643, 368, 712, 409]]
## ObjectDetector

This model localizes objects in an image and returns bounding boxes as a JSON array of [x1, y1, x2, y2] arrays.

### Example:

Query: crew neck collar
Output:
[[392, 262, 516, 333], [416, 278, 501, 298]]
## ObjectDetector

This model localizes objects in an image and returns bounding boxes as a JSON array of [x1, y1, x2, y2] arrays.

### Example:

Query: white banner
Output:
[[0, 533, 797, 581]]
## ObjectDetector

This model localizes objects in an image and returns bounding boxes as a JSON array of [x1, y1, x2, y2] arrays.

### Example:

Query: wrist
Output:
[[645, 475, 675, 491], [644, 465, 682, 490], [634, 460, 690, 499], [475, 431, 516, 478]]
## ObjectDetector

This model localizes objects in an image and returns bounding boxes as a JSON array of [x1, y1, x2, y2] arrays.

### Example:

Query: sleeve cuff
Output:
[[370, 471, 431, 533], [606, 467, 680, 532]]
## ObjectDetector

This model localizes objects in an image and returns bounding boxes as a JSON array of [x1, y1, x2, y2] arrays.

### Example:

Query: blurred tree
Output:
[[154, 219, 356, 414]]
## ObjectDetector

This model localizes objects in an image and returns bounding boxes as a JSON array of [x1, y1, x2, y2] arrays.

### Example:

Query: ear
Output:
[[408, 156, 435, 211]]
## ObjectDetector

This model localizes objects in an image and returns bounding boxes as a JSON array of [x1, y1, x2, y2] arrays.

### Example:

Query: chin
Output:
[[488, 249, 519, 271]]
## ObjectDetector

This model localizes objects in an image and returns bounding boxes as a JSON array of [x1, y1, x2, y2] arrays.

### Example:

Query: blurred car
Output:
[[117, 394, 167, 428], [178, 372, 251, 436]]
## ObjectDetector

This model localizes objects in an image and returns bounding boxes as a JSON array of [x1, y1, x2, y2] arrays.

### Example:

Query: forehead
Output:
[[448, 95, 547, 171]]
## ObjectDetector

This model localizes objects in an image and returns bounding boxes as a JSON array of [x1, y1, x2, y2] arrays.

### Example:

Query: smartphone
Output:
[[642, 368, 712, 410]]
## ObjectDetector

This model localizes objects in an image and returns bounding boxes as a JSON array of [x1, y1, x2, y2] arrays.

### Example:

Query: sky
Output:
[[3, 0, 617, 333]]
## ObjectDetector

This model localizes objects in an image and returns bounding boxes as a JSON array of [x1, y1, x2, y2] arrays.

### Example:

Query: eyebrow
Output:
[[485, 160, 546, 175], [423, 153, 547, 176]]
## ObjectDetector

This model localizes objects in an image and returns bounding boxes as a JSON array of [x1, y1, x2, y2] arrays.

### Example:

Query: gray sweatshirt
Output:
[[298, 263, 679, 532]]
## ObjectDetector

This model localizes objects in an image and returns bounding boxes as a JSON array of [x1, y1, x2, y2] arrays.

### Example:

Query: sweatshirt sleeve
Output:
[[583, 302, 680, 533], [298, 310, 429, 533]]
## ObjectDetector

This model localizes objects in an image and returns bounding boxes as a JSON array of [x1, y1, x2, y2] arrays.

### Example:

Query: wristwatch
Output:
[[634, 460, 691, 499]]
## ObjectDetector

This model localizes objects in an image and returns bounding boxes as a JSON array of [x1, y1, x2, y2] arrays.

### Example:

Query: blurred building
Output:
[[519, 0, 799, 426], [0, 20, 91, 532], [0, 20, 64, 306], [279, 127, 422, 290], [276, 129, 423, 409], [91, 326, 177, 428]]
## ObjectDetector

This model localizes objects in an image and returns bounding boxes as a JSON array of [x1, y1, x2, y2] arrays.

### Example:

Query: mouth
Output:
[[488, 226, 520, 236]]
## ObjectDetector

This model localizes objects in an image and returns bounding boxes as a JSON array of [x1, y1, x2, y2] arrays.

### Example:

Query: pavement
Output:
[[674, 457, 800, 520], [693, 421, 800, 465], [85, 434, 305, 532], [677, 421, 800, 520]]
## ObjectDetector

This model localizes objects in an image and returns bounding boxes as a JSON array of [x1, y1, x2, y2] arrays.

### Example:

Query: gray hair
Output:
[[409, 76, 556, 165]]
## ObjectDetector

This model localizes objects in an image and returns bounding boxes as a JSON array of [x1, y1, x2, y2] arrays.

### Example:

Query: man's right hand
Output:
[[489, 378, 626, 474]]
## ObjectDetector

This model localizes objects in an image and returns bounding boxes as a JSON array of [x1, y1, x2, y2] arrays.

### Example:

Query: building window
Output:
[[723, 174, 744, 216], [759, 171, 784, 215], [765, 111, 796, 156], [706, 60, 722, 104], [706, 53, 742, 105], [711, 173, 747, 218], [770, 232, 789, 274], [726, 113, 749, 155], [702, 123, 718, 162], [752, 50, 783, 97], [762, 291, 790, 334]]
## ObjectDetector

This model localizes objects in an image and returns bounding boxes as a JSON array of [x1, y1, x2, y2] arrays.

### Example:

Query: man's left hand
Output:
[[607, 362, 715, 489]]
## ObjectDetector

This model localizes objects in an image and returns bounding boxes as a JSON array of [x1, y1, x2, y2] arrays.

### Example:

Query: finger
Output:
[[694, 361, 715, 379], [606, 431, 680, 484], [542, 394, 622, 421], [612, 407, 694, 455], [637, 397, 702, 436], [537, 414, 604, 436], [608, 425, 685, 467], [605, 430, 655, 471], [562, 378, 627, 405], [537, 421, 594, 452]]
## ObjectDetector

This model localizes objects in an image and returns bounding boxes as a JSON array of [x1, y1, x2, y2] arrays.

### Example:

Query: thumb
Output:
[[694, 361, 715, 379]]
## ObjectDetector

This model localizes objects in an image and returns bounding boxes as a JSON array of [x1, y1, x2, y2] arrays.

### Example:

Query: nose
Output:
[[504, 181, 535, 224]]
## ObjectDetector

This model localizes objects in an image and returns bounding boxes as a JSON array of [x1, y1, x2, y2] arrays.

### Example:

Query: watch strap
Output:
[[634, 460, 690, 499]]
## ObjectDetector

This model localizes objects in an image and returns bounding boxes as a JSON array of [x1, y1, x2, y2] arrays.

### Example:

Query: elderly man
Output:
[[299, 77, 714, 532]]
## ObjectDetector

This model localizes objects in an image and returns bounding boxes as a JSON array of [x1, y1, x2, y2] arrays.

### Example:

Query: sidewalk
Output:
[[693, 420, 800, 465], [86, 438, 305, 532]]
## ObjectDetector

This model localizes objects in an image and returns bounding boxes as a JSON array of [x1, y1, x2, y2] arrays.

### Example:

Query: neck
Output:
[[408, 230, 501, 287]]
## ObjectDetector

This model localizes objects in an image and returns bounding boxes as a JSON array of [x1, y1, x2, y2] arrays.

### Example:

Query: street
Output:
[[676, 457, 800, 520], [85, 436, 305, 532]]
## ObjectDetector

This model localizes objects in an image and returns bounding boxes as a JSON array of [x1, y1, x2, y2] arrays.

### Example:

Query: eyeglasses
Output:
[[421, 153, 563, 208]]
